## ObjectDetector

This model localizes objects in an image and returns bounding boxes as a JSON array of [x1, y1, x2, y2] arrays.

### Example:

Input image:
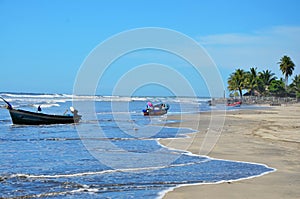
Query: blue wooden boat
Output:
[[1, 97, 81, 125]]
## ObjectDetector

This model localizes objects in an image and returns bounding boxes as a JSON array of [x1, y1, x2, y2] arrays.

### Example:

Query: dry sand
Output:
[[160, 104, 300, 199]]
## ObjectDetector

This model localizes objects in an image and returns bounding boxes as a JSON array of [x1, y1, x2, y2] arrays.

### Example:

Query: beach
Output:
[[161, 104, 300, 199], [1, 94, 278, 198]]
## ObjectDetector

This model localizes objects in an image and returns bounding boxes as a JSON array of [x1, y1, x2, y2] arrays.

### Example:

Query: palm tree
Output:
[[228, 69, 247, 100], [269, 78, 286, 97], [258, 69, 277, 95], [290, 75, 300, 99], [278, 55, 295, 88], [246, 67, 259, 96]]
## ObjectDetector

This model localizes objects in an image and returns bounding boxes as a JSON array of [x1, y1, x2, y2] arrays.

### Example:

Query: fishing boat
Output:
[[227, 101, 242, 107], [1, 97, 81, 125], [143, 102, 170, 116]]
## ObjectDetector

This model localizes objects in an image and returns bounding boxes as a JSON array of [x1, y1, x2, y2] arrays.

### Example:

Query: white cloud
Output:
[[197, 26, 300, 79], [199, 33, 264, 46]]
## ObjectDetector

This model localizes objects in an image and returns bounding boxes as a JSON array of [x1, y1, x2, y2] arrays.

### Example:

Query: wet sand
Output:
[[160, 104, 300, 199]]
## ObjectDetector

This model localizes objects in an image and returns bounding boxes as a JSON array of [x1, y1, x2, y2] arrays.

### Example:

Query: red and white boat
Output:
[[227, 101, 242, 107]]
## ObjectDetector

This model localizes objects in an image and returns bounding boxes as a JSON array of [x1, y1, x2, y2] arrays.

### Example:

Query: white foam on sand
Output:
[[155, 135, 276, 199]]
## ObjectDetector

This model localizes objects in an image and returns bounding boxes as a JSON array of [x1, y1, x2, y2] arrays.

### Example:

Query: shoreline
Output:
[[157, 155, 276, 199], [159, 104, 300, 199]]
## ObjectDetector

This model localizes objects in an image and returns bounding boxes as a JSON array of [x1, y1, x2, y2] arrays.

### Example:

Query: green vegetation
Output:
[[228, 55, 298, 99], [290, 75, 300, 98], [278, 55, 295, 88], [227, 69, 247, 100]]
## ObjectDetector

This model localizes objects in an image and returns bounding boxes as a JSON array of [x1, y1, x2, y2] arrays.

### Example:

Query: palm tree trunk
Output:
[[239, 88, 243, 101]]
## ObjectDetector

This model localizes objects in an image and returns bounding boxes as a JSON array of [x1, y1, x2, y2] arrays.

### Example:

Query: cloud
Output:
[[198, 33, 264, 46], [199, 26, 300, 47], [197, 26, 300, 78]]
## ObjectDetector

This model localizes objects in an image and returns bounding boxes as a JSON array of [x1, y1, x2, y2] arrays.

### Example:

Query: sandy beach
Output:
[[160, 104, 300, 199]]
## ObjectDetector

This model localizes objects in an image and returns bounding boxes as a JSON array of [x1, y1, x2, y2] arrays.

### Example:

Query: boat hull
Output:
[[227, 101, 242, 107], [9, 109, 81, 125], [143, 109, 167, 116]]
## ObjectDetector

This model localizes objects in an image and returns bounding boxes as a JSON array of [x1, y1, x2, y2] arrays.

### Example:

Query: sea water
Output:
[[0, 93, 274, 198]]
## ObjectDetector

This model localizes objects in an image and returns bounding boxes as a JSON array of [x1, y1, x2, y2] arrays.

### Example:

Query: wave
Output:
[[0, 184, 100, 198], [1, 93, 63, 99], [3, 159, 211, 180], [0, 93, 69, 107], [32, 103, 60, 108], [1, 92, 211, 103], [96, 111, 139, 115]]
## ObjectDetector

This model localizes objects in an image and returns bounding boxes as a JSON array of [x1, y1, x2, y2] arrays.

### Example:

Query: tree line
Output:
[[227, 55, 299, 99]]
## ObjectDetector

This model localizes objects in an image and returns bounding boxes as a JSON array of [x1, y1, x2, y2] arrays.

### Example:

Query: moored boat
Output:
[[227, 101, 242, 107], [143, 102, 170, 116], [1, 97, 81, 125]]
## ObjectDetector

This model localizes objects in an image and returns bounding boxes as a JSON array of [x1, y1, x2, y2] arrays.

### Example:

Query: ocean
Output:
[[0, 93, 274, 198]]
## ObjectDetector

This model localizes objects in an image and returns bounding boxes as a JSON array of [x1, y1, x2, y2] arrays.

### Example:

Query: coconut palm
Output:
[[246, 67, 259, 96], [227, 69, 247, 100], [290, 74, 300, 98], [269, 78, 286, 97], [278, 55, 295, 88], [258, 69, 277, 95]]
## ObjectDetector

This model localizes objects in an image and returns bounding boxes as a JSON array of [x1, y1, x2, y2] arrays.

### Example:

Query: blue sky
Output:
[[0, 0, 300, 97]]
